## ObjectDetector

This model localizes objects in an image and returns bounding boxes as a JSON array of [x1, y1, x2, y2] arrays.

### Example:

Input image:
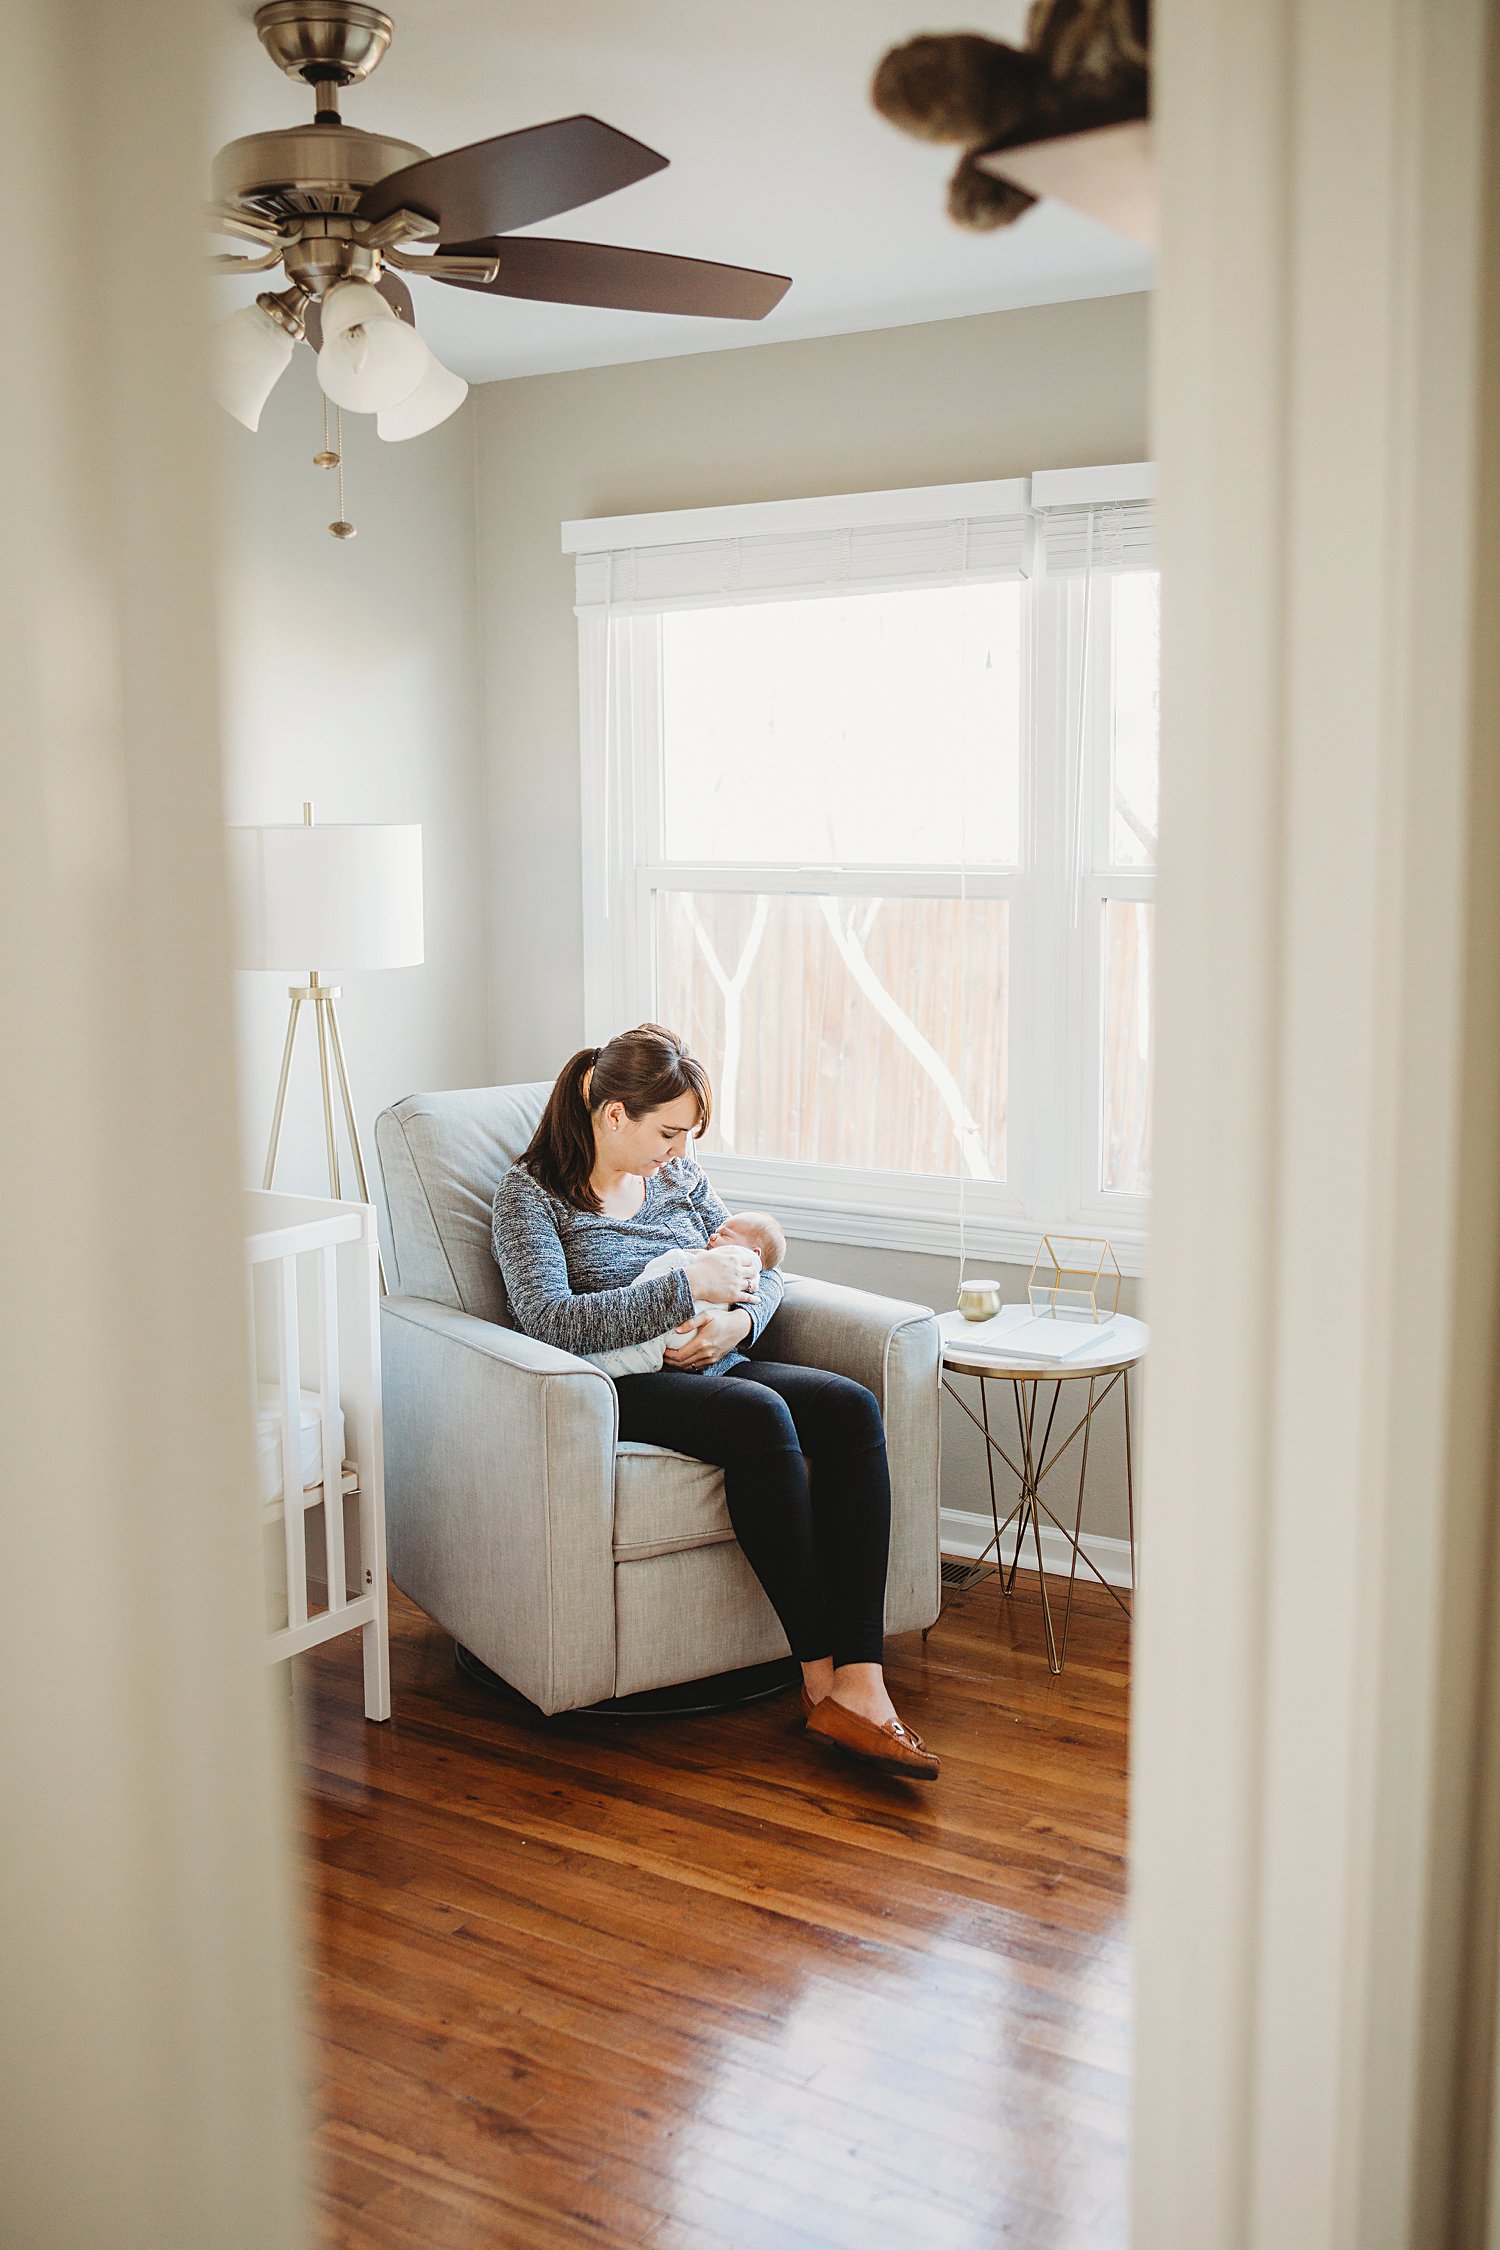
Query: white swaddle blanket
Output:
[[586, 1246, 700, 1378]]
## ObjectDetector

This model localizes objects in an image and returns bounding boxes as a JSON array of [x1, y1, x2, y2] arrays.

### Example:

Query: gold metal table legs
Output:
[[935, 1366, 1136, 1674]]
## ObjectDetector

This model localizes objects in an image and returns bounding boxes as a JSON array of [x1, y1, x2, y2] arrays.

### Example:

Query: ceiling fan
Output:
[[212, 0, 792, 459]]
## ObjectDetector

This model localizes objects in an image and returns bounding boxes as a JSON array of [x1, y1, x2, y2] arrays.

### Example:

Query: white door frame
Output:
[[1134, 1, 1500, 2245], [0, 4, 307, 2241]]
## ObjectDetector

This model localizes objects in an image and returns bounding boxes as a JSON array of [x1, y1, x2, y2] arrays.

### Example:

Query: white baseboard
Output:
[[941, 1505, 1134, 1591]]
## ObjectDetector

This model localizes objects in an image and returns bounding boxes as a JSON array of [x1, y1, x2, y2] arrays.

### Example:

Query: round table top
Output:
[[938, 1304, 1148, 1379]]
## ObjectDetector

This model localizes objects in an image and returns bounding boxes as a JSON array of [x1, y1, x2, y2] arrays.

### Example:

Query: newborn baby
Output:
[[587, 1210, 787, 1378]]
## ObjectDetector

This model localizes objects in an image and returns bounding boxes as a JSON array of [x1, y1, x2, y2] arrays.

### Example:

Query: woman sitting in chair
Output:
[[490, 1022, 938, 1780]]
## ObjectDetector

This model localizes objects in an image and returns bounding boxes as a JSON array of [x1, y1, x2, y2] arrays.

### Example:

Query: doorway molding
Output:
[[1134, 0, 1500, 2243]]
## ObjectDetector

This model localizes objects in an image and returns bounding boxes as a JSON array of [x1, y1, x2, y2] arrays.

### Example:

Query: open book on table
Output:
[[947, 1307, 1118, 1365]]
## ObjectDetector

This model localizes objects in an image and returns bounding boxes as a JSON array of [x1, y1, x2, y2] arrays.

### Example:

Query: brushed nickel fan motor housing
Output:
[[217, 9, 422, 240], [212, 123, 429, 220], [255, 0, 394, 87]]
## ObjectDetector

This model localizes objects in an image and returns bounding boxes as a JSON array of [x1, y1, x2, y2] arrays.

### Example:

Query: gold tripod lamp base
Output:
[[261, 969, 387, 1292]]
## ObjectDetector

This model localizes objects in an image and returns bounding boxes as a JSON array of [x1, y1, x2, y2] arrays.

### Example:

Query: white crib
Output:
[[244, 1189, 391, 1721]]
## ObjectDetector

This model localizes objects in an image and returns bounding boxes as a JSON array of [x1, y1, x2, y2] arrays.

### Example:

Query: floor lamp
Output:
[[231, 804, 423, 1289]]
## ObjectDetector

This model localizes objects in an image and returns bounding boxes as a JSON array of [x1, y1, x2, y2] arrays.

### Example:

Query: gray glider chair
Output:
[[375, 1083, 943, 1715]]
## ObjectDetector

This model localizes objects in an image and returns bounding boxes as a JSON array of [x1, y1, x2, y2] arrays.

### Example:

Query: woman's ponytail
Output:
[[520, 1023, 712, 1212], [521, 1046, 599, 1211]]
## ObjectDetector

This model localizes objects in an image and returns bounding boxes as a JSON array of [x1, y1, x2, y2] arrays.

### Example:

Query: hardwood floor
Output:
[[296, 1568, 1131, 2250]]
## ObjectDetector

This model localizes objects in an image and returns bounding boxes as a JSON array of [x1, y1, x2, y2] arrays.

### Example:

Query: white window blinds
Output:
[[1039, 500, 1156, 575], [572, 512, 1032, 616], [565, 468, 1156, 610], [1038, 501, 1160, 576]]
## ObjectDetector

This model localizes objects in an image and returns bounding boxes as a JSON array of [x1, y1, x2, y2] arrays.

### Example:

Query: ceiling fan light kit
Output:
[[214, 297, 298, 432], [318, 277, 392, 340], [376, 354, 468, 442], [313, 278, 430, 410], [211, 1, 792, 532]]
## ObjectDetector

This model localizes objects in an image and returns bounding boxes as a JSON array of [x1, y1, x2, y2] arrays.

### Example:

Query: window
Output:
[[1094, 571, 1158, 1199], [570, 475, 1157, 1265]]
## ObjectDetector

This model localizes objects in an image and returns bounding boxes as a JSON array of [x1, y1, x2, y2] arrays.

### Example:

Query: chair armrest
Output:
[[379, 1294, 619, 1713], [763, 1275, 942, 1635]]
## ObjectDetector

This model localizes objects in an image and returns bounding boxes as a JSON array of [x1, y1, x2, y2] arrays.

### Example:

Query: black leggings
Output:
[[613, 1356, 892, 1669]]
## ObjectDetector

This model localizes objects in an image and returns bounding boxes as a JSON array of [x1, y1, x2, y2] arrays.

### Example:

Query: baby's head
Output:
[[710, 1210, 786, 1272]]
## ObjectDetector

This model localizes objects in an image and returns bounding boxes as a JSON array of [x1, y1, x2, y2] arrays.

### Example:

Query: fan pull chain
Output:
[[328, 407, 355, 541], [313, 390, 338, 471]]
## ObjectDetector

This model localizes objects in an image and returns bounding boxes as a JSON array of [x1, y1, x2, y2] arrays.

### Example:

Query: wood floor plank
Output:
[[313, 1935, 1123, 2208], [297, 1571, 1131, 2246], [305, 1835, 1131, 2144], [301, 1739, 1125, 1964]]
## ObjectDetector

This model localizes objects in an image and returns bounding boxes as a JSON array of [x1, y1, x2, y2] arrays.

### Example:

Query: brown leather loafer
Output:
[[799, 1683, 818, 1722], [805, 1695, 940, 1781]]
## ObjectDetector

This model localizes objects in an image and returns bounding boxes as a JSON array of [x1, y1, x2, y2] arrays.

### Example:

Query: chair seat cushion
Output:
[[612, 1442, 734, 1560]]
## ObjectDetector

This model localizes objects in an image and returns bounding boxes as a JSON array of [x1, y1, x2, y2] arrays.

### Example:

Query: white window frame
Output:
[[1071, 569, 1158, 1239], [568, 471, 1155, 1273]]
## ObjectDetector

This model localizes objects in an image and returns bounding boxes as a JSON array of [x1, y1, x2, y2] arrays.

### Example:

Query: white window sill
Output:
[[775, 1197, 1148, 1277], [701, 1154, 1149, 1277]]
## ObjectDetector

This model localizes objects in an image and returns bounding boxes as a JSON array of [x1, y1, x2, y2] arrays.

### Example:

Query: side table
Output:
[[933, 1306, 1147, 1674]]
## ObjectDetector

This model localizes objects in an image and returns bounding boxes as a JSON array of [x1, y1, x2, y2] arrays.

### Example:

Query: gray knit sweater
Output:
[[490, 1156, 784, 1373]]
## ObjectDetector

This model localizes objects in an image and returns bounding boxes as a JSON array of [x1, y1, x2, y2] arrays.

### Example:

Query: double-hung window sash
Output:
[[1032, 482, 1158, 1237], [567, 469, 1156, 1267]]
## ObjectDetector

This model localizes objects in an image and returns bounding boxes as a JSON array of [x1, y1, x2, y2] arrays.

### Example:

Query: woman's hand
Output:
[[663, 1307, 753, 1370], [687, 1244, 760, 1304]]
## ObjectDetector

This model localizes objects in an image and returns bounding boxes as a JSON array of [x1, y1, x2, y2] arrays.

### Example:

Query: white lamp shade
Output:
[[316, 280, 429, 413], [213, 301, 295, 431], [230, 823, 424, 972], [377, 352, 468, 441]]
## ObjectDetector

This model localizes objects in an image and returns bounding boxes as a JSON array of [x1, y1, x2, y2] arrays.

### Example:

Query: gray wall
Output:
[[220, 351, 490, 1262], [472, 293, 1151, 1545]]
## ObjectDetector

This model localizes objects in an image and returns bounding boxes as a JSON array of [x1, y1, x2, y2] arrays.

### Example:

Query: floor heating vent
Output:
[[940, 1554, 996, 1590]]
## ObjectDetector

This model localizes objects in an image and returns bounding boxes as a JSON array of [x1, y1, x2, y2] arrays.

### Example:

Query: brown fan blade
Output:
[[435, 236, 791, 321], [304, 272, 414, 353], [356, 116, 668, 240]]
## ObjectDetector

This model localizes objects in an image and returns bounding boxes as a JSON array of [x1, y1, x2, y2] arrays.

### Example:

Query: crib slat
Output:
[[245, 1189, 388, 1720], [276, 1249, 307, 1632], [318, 1242, 345, 1611]]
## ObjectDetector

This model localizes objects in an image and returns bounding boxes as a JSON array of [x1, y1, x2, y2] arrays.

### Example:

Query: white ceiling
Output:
[[211, 0, 1153, 384]]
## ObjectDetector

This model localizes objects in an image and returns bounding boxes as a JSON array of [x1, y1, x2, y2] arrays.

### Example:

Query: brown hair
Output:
[[522, 1023, 713, 1212]]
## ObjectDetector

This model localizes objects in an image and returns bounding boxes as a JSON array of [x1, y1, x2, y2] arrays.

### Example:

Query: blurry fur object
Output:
[[872, 0, 1151, 231]]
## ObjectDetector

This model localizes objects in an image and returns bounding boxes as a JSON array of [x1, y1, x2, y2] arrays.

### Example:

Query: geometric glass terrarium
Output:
[[1027, 1234, 1122, 1323]]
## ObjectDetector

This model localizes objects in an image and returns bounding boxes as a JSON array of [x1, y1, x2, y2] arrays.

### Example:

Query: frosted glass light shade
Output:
[[318, 318, 429, 413], [377, 352, 468, 441], [318, 280, 388, 341], [213, 301, 295, 431], [316, 279, 428, 413], [229, 822, 424, 971]]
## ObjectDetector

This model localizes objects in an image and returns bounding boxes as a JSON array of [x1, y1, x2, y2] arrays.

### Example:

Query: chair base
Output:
[[454, 1641, 801, 1718]]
